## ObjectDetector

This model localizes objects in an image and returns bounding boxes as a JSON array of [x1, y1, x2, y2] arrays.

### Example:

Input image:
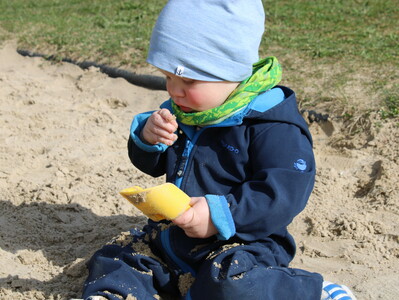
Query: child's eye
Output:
[[183, 78, 195, 84]]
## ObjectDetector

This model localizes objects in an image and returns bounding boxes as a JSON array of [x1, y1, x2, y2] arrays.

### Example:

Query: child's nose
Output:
[[167, 81, 185, 98]]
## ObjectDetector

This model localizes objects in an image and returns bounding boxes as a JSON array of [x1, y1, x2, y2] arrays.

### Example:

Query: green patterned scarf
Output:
[[171, 56, 282, 126]]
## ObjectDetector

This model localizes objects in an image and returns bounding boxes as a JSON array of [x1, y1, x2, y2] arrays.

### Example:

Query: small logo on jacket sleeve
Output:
[[294, 159, 307, 172]]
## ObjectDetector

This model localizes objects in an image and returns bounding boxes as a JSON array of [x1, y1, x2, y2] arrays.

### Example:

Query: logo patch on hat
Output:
[[175, 65, 185, 76]]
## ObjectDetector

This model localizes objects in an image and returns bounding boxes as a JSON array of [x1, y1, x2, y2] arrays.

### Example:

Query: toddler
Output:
[[80, 1, 357, 299]]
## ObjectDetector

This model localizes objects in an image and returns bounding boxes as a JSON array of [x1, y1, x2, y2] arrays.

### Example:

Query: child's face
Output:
[[160, 70, 239, 113]]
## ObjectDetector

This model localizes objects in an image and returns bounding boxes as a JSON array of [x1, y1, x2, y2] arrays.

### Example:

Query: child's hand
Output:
[[173, 197, 218, 239], [141, 109, 178, 146]]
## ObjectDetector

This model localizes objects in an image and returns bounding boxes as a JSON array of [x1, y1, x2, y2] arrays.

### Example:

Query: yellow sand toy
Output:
[[119, 183, 191, 221]]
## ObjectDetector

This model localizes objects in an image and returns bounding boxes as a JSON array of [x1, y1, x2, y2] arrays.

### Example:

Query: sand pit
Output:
[[0, 42, 398, 299]]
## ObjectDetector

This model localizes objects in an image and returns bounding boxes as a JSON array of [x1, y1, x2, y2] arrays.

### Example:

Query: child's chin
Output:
[[180, 106, 193, 113]]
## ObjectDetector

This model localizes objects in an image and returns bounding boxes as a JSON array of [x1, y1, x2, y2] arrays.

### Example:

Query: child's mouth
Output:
[[179, 105, 192, 113]]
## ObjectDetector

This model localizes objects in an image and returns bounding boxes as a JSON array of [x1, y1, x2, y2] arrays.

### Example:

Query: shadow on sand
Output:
[[0, 199, 147, 298]]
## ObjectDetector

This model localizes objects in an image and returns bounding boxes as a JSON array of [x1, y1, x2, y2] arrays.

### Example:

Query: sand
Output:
[[0, 42, 398, 299]]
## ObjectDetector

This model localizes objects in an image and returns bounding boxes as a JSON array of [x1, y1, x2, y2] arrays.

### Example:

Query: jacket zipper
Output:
[[174, 138, 193, 188]]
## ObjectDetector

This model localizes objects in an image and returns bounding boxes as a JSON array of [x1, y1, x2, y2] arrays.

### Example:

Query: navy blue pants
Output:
[[82, 229, 323, 300]]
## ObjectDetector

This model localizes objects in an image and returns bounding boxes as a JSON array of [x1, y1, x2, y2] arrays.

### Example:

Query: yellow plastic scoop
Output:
[[119, 183, 191, 221]]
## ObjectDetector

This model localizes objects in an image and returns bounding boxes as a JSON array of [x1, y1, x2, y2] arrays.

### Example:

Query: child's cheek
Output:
[[186, 90, 206, 110]]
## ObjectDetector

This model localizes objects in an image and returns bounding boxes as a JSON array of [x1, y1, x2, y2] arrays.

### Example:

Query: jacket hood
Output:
[[243, 85, 313, 144]]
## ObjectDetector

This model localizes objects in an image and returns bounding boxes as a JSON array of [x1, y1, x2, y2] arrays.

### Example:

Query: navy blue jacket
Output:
[[128, 86, 315, 272]]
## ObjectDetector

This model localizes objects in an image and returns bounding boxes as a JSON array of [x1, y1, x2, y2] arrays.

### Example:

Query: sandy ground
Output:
[[0, 42, 398, 299]]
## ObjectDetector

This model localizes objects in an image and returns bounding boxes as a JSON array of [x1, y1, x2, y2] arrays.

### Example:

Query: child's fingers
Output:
[[142, 110, 178, 145], [189, 197, 202, 206], [151, 124, 177, 140], [152, 112, 178, 134], [158, 108, 174, 121], [158, 109, 178, 128], [173, 207, 195, 226], [145, 123, 177, 146]]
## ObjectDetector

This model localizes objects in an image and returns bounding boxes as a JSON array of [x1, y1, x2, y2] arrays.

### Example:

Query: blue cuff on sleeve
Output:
[[205, 194, 236, 240], [130, 112, 168, 153]]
